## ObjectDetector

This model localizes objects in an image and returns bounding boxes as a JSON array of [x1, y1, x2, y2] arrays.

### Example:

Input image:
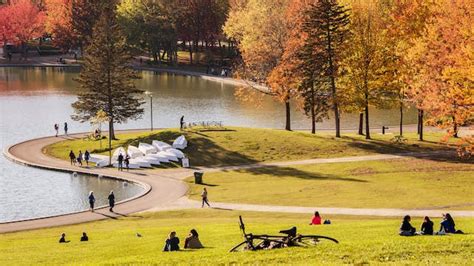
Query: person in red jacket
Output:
[[310, 211, 322, 225]]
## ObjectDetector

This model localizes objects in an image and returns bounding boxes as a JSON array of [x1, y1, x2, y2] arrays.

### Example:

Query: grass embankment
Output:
[[45, 127, 454, 167], [1, 210, 473, 265], [188, 158, 474, 210]]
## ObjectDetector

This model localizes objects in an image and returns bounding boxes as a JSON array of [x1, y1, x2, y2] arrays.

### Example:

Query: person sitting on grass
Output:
[[80, 232, 89, 241], [184, 229, 204, 249], [399, 215, 416, 236], [420, 216, 434, 235], [440, 213, 463, 234], [59, 233, 70, 243], [310, 211, 322, 225], [163, 231, 180, 251]]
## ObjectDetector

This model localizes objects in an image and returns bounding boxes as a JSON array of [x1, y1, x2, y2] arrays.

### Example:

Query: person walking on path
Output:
[[201, 188, 210, 208], [124, 154, 130, 171], [117, 153, 124, 171], [84, 150, 90, 166], [108, 191, 115, 212], [64, 122, 68, 136], [54, 124, 59, 137], [77, 150, 83, 166], [180, 115, 185, 130], [69, 150, 76, 165], [88, 191, 95, 212]]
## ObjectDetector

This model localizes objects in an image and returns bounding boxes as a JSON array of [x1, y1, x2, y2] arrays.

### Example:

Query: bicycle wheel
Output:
[[229, 240, 252, 252], [293, 235, 339, 247]]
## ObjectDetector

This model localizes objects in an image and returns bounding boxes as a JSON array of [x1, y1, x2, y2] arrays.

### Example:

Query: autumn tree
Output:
[[299, 0, 350, 137], [72, 0, 144, 163], [71, 0, 102, 54], [407, 0, 473, 152], [339, 0, 396, 139], [117, 0, 178, 64], [385, 0, 434, 140], [224, 0, 294, 130], [0, 0, 45, 59], [45, 0, 76, 51]]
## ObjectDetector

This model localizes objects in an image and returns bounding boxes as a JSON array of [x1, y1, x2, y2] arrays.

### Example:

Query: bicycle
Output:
[[229, 216, 339, 252]]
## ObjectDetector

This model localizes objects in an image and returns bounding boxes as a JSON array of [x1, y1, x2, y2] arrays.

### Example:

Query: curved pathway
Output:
[[2, 132, 473, 233]]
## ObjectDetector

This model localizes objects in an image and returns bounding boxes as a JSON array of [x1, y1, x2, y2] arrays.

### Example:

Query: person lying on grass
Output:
[[163, 231, 180, 251], [399, 215, 416, 236]]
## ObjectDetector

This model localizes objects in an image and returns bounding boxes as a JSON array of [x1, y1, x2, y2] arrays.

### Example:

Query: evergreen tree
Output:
[[72, 1, 144, 163], [300, 0, 350, 138]]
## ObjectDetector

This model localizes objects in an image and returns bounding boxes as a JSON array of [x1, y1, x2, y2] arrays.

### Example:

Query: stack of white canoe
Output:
[[91, 135, 187, 168]]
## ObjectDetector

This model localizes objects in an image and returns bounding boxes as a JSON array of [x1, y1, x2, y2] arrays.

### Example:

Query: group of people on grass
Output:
[[54, 122, 68, 137], [87, 191, 115, 212], [400, 213, 464, 236], [69, 150, 90, 166], [59, 229, 204, 251], [164, 229, 204, 251], [59, 232, 89, 243]]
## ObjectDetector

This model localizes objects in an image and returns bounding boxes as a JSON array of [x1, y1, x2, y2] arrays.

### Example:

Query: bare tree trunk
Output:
[[399, 103, 403, 136], [417, 109, 421, 135], [358, 112, 364, 135], [419, 110, 424, 141], [285, 98, 291, 131], [453, 120, 459, 138], [364, 92, 370, 139]]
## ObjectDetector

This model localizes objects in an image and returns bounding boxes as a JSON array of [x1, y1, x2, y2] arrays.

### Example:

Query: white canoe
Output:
[[161, 151, 179, 162], [146, 153, 171, 163], [152, 140, 172, 151], [172, 135, 187, 150], [130, 158, 153, 168], [89, 154, 109, 163], [141, 155, 161, 165], [167, 148, 185, 159], [138, 143, 157, 154], [127, 145, 144, 159]]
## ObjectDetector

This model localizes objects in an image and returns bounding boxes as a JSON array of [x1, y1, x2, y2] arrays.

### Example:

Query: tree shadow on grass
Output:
[[230, 165, 367, 183], [342, 136, 464, 163]]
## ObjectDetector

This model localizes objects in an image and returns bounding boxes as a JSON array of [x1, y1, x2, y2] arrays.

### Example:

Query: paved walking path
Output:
[[2, 130, 473, 233]]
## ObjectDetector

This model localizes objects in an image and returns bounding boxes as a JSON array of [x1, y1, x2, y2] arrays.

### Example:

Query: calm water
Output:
[[0, 67, 417, 222]]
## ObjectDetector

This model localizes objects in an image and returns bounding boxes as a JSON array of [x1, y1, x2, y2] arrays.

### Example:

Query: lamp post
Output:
[[145, 91, 153, 131]]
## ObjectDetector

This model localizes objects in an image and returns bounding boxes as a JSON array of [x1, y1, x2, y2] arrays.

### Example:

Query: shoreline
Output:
[[0, 63, 271, 93]]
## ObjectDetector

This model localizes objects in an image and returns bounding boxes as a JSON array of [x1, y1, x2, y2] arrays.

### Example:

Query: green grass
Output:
[[187, 158, 474, 209], [1, 210, 473, 265], [45, 127, 455, 167]]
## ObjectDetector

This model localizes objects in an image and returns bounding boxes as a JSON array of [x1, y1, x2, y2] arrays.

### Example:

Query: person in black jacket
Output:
[[163, 231, 180, 251], [108, 191, 115, 212], [399, 215, 416, 236], [80, 232, 89, 242], [420, 216, 434, 235], [59, 233, 69, 243]]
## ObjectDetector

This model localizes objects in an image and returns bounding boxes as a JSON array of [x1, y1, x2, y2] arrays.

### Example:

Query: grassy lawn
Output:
[[1, 210, 473, 265], [187, 158, 474, 210], [45, 127, 455, 167]]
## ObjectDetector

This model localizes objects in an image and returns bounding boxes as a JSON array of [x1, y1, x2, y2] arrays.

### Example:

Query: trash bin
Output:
[[194, 172, 203, 184]]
